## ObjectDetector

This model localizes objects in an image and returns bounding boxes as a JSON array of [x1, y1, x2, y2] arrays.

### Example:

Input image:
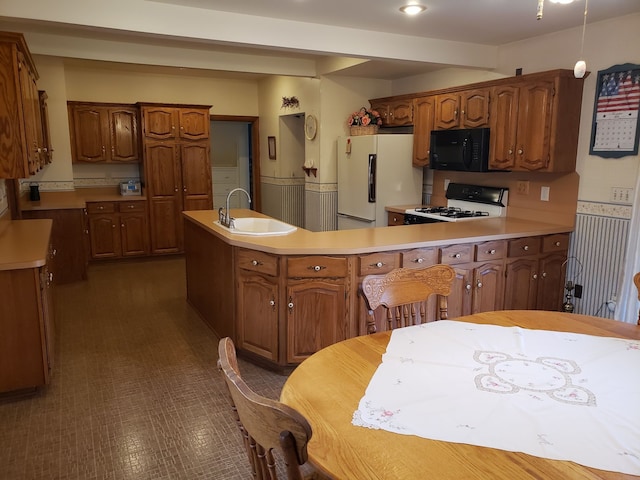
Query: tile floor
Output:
[[0, 257, 288, 479]]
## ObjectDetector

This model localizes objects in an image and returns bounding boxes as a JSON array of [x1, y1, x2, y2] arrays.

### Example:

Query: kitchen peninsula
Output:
[[183, 209, 572, 370]]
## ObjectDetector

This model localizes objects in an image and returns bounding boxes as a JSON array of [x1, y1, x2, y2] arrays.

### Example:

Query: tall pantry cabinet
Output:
[[140, 104, 213, 254]]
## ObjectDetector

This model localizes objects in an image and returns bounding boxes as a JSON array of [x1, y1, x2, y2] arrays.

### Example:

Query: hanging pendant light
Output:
[[574, 0, 588, 78]]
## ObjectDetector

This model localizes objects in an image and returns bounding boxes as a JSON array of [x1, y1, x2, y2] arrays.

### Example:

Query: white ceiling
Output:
[[2, 0, 639, 79], [149, 0, 639, 45]]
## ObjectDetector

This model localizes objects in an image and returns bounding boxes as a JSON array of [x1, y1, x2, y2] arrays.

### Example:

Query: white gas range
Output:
[[404, 183, 509, 224]]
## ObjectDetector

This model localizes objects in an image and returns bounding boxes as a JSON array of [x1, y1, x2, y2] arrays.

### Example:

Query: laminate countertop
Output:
[[183, 209, 573, 255], [0, 219, 53, 271], [20, 187, 146, 211]]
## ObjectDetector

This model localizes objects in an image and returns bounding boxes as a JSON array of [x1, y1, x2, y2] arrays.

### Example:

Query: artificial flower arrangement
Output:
[[347, 107, 383, 127]]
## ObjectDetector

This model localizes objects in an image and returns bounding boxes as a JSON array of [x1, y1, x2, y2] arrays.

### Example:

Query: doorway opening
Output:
[[210, 115, 261, 212]]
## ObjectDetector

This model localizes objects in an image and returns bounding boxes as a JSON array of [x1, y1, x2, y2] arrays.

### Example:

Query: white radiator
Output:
[[567, 213, 630, 319]]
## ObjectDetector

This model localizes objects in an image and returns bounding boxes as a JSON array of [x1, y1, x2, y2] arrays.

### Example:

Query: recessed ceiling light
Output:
[[549, 0, 575, 4], [400, 4, 427, 16]]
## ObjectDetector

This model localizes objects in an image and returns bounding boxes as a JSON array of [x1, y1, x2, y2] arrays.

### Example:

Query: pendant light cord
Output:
[[579, 0, 588, 58]]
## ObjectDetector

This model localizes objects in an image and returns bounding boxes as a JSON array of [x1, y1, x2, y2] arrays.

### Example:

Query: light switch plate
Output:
[[540, 186, 550, 201]]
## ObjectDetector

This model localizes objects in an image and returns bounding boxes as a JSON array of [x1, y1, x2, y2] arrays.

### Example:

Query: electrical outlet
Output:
[[574, 284, 583, 298], [516, 181, 530, 195], [540, 186, 550, 201], [611, 187, 634, 204]]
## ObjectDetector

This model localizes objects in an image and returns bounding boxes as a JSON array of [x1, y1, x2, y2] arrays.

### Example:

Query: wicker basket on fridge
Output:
[[349, 125, 379, 136]]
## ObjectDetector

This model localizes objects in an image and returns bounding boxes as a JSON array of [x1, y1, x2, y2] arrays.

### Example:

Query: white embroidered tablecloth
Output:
[[352, 320, 640, 475]]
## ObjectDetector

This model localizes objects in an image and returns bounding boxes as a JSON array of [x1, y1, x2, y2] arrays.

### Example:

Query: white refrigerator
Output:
[[337, 134, 423, 230]]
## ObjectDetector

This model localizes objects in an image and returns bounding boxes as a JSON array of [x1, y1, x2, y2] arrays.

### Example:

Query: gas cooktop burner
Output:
[[415, 207, 490, 218]]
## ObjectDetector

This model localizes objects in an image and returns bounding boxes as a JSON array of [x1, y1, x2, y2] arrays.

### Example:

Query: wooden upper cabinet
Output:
[[412, 96, 435, 167], [68, 103, 140, 163], [0, 32, 43, 178], [142, 106, 210, 140], [369, 98, 413, 126], [434, 89, 490, 130], [489, 71, 585, 172]]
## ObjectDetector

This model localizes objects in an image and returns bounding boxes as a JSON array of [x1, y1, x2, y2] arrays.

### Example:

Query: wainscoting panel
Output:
[[305, 188, 337, 232], [567, 212, 630, 319], [260, 180, 305, 228]]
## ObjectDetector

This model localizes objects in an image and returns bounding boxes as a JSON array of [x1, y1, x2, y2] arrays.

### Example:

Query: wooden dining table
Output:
[[279, 310, 640, 480]]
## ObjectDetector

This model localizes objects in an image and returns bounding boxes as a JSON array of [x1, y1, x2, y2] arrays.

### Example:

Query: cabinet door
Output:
[[489, 86, 519, 170], [445, 266, 473, 319], [149, 198, 181, 254], [109, 108, 140, 162], [120, 212, 149, 257], [537, 253, 566, 311], [286, 280, 346, 363], [181, 143, 213, 211], [504, 258, 538, 310], [472, 262, 504, 313], [178, 108, 210, 140], [142, 106, 178, 140], [18, 52, 40, 175], [369, 101, 390, 126], [461, 89, 490, 128], [434, 94, 460, 130], [412, 96, 435, 167], [388, 100, 413, 126], [71, 106, 109, 162], [237, 273, 279, 361], [145, 143, 181, 197], [516, 81, 554, 171], [88, 214, 121, 258], [39, 264, 55, 382]]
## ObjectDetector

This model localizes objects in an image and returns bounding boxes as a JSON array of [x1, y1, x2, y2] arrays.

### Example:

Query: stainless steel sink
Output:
[[215, 217, 297, 236]]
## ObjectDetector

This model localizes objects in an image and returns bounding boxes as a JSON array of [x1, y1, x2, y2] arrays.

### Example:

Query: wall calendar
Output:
[[590, 63, 640, 158]]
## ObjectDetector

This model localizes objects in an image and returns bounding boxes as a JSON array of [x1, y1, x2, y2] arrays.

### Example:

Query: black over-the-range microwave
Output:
[[429, 127, 492, 172]]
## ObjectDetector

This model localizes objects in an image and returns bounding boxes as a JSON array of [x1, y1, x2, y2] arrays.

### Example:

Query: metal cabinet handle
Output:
[[269, 298, 276, 308], [251, 260, 263, 267], [523, 245, 529, 251], [48, 272, 53, 283], [183, 187, 187, 192], [518, 148, 524, 155], [508, 148, 514, 155], [112, 224, 116, 228], [555, 241, 561, 247], [288, 297, 294, 310], [486, 249, 496, 255], [309, 265, 326, 272], [52, 248, 57, 257], [415, 258, 424, 264], [541, 272, 547, 278], [477, 281, 483, 289], [371, 261, 384, 268], [532, 274, 538, 279], [451, 253, 461, 259], [127, 205, 134, 209], [465, 283, 472, 292], [98, 206, 104, 210]]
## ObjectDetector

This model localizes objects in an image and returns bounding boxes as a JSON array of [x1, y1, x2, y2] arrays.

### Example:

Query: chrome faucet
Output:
[[219, 187, 252, 228]]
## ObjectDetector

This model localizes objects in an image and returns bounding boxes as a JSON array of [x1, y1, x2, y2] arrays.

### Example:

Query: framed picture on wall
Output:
[[268, 136, 277, 160], [589, 63, 640, 158]]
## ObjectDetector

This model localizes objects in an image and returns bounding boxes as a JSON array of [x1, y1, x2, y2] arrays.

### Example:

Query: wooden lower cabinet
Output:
[[86, 200, 149, 259], [504, 234, 568, 311], [235, 249, 280, 363], [286, 256, 350, 363], [0, 258, 54, 393]]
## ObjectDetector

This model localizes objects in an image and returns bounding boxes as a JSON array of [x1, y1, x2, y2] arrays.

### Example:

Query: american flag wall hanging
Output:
[[590, 63, 640, 158]]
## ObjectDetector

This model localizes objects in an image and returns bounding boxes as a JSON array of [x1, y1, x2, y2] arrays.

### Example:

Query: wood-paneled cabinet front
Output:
[[236, 249, 280, 363], [141, 104, 212, 254], [490, 72, 585, 172], [86, 201, 149, 259], [0, 32, 44, 178], [434, 89, 490, 130], [68, 103, 140, 163], [286, 256, 350, 363], [504, 234, 568, 311], [412, 96, 435, 167], [0, 259, 55, 393], [369, 98, 413, 126]]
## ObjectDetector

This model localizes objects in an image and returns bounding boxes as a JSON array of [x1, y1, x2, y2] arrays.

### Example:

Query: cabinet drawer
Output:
[[236, 249, 279, 276], [508, 237, 541, 257], [475, 240, 506, 261], [401, 248, 438, 269], [440, 244, 473, 264], [287, 256, 348, 278], [359, 252, 399, 276], [118, 201, 146, 213], [86, 202, 116, 214], [542, 234, 569, 253]]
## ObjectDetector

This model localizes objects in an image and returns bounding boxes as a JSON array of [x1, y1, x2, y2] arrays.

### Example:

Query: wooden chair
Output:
[[634, 272, 640, 325], [217, 337, 323, 480], [361, 264, 456, 334]]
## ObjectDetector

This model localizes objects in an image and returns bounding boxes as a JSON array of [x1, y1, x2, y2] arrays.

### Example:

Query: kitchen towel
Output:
[[352, 320, 640, 476]]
